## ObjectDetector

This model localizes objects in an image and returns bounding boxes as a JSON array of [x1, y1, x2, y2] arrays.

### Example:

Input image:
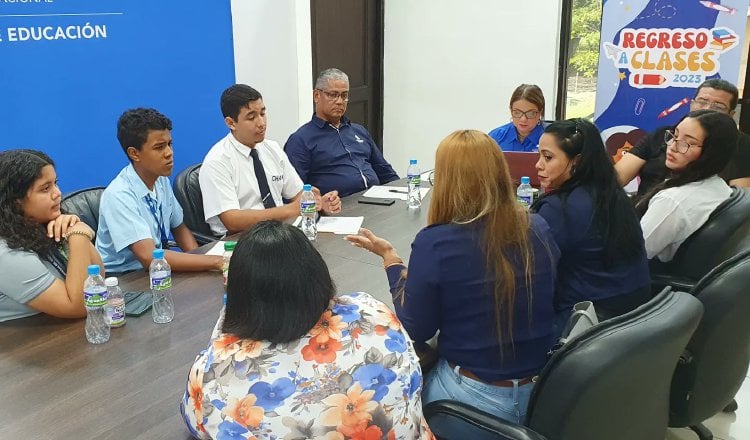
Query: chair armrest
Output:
[[651, 274, 696, 293], [192, 232, 219, 246], [423, 400, 548, 440]]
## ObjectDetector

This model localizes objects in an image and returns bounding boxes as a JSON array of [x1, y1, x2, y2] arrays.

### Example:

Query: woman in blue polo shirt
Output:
[[532, 118, 650, 327], [488, 84, 546, 152]]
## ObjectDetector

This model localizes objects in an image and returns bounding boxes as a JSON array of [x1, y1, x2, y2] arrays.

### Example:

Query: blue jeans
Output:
[[422, 358, 535, 424]]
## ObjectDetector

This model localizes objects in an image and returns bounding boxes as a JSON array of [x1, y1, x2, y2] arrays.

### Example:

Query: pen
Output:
[[388, 189, 408, 194]]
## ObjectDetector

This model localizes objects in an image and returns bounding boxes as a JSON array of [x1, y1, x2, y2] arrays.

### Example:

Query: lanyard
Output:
[[144, 193, 169, 249]]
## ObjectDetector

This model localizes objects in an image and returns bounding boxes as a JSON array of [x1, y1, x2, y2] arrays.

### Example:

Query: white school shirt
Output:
[[641, 175, 732, 262], [199, 133, 304, 235]]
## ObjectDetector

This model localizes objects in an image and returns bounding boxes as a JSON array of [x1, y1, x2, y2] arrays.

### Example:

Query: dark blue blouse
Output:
[[534, 185, 651, 313], [386, 215, 560, 382]]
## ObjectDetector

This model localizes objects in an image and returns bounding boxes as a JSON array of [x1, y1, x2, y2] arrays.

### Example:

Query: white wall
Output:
[[383, 1, 563, 172], [230, 0, 313, 144]]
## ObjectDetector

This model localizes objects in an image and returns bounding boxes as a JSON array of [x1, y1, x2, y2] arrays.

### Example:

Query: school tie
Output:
[[250, 148, 277, 209]]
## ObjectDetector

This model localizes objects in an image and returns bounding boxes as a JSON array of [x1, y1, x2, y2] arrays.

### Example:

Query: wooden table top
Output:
[[0, 185, 430, 439]]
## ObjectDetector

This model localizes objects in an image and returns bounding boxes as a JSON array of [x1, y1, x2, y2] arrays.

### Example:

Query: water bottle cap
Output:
[[521, 176, 531, 184], [409, 159, 417, 164], [104, 277, 119, 287], [224, 241, 237, 251], [87, 264, 100, 276], [303, 184, 312, 191], [152, 248, 165, 259]]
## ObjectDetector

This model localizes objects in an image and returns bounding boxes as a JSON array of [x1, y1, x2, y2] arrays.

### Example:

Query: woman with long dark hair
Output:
[[532, 118, 650, 324], [346, 130, 560, 423], [636, 110, 738, 262], [0, 149, 103, 321], [181, 221, 432, 439]]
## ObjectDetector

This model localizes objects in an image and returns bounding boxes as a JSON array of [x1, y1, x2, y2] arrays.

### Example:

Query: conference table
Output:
[[0, 184, 430, 439]]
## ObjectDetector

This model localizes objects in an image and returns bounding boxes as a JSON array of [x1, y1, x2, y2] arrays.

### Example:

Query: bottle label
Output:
[[517, 195, 532, 209], [84, 287, 107, 307], [407, 175, 421, 185], [151, 275, 172, 291], [301, 201, 316, 214], [108, 300, 126, 326]]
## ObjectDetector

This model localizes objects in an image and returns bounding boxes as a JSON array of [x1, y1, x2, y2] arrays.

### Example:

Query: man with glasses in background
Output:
[[616, 78, 750, 197], [284, 68, 399, 197]]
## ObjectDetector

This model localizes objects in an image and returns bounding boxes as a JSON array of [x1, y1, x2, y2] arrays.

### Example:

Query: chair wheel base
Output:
[[689, 423, 713, 440], [723, 399, 738, 413]]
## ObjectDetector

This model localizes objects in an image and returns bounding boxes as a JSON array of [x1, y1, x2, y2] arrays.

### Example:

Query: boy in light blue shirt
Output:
[[96, 108, 222, 273]]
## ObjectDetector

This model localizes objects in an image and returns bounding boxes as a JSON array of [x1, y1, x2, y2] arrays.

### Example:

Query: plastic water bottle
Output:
[[407, 159, 421, 209], [300, 184, 317, 241], [84, 264, 110, 344], [517, 176, 534, 209], [105, 277, 126, 328], [222, 241, 236, 290], [150, 248, 174, 324]]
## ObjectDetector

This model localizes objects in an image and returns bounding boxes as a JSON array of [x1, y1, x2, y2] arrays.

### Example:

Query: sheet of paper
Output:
[[362, 185, 430, 200], [205, 240, 227, 256], [316, 216, 364, 235]]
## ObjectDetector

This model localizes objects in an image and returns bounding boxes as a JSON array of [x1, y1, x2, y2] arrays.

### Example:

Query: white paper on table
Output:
[[362, 185, 430, 200], [316, 216, 364, 234], [205, 241, 227, 256], [292, 216, 364, 234]]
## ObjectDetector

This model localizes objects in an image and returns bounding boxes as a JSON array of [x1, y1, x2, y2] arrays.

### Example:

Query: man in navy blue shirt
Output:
[[284, 68, 399, 196]]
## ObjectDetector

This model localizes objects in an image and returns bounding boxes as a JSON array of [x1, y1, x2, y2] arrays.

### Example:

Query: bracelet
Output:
[[63, 229, 94, 242]]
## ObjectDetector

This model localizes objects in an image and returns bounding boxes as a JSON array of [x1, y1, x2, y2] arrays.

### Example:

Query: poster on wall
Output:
[[0, 0, 235, 190], [594, 0, 750, 160]]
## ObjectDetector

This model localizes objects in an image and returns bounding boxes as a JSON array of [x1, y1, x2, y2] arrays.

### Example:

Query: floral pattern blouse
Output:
[[181, 292, 434, 440]]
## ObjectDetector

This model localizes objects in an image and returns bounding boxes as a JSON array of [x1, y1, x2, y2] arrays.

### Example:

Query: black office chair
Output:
[[173, 164, 217, 245], [651, 187, 750, 291], [424, 288, 703, 440], [61, 187, 106, 231], [668, 250, 750, 440]]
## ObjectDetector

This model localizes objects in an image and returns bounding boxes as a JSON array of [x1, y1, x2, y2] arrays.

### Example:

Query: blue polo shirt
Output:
[[284, 115, 400, 196], [488, 121, 544, 152], [96, 164, 183, 273]]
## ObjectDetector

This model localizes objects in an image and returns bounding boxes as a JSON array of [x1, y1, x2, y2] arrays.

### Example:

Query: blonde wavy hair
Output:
[[429, 130, 534, 346]]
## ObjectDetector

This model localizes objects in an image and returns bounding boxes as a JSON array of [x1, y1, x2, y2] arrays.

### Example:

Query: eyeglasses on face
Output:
[[664, 130, 703, 153], [511, 108, 540, 120], [317, 89, 350, 102], [691, 98, 729, 112]]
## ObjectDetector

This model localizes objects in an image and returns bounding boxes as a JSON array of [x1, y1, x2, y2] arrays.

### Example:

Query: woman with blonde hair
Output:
[[346, 130, 559, 423]]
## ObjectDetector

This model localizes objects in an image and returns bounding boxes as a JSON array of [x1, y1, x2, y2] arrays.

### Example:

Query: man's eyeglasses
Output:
[[664, 130, 703, 154], [317, 89, 350, 102], [511, 109, 540, 120], [691, 98, 729, 112]]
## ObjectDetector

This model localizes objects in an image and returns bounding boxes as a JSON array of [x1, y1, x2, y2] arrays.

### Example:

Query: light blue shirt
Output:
[[96, 164, 183, 273]]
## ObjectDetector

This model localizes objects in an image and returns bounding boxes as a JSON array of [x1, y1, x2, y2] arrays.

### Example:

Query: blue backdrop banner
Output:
[[594, 0, 749, 157], [0, 0, 235, 192]]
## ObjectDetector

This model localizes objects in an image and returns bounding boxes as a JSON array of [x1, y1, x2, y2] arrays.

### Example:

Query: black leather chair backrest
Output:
[[173, 164, 216, 244], [669, 250, 750, 428], [526, 289, 703, 440], [652, 187, 750, 286], [424, 400, 548, 440], [61, 187, 106, 232]]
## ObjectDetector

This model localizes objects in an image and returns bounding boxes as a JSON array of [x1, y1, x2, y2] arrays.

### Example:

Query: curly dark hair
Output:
[[0, 149, 56, 256], [635, 110, 738, 217], [116, 108, 173, 161]]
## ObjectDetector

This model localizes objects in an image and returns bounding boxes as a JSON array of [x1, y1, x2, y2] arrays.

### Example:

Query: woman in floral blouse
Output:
[[181, 221, 433, 439]]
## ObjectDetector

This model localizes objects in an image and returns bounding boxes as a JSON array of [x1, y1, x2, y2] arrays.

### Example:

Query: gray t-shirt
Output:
[[0, 239, 61, 322]]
